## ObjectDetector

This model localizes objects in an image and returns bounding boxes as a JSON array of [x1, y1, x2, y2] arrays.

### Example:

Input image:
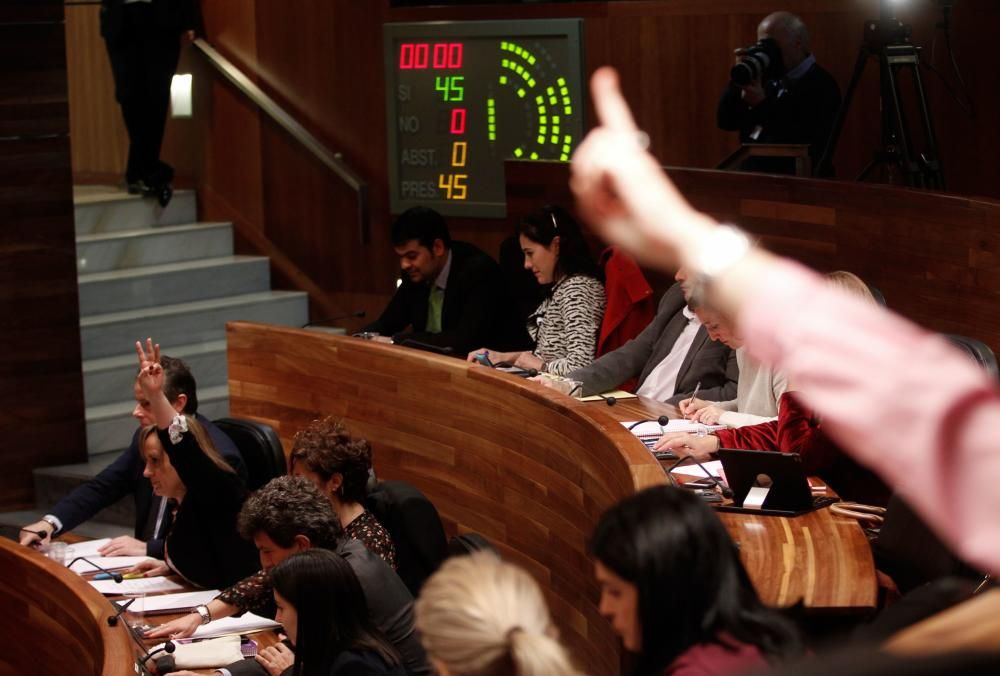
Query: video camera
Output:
[[730, 37, 784, 86]]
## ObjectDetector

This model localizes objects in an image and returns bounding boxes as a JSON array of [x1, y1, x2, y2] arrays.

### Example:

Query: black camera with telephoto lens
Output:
[[730, 37, 784, 85]]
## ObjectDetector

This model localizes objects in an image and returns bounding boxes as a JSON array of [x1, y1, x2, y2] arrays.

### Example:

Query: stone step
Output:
[[26, 449, 139, 529], [73, 186, 197, 235], [76, 222, 234, 274], [79, 289, 309, 360], [82, 339, 228, 409], [78, 255, 271, 316], [85, 384, 229, 456]]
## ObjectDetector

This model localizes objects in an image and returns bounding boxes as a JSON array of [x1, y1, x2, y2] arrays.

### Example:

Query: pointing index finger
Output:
[[591, 67, 638, 133]]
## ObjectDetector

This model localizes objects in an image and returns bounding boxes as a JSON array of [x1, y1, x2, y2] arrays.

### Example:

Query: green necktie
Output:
[[426, 285, 444, 334]]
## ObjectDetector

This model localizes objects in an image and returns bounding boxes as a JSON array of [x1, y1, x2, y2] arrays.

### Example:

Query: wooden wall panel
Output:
[[0, 3, 87, 509], [64, 4, 127, 181], [506, 160, 1000, 355]]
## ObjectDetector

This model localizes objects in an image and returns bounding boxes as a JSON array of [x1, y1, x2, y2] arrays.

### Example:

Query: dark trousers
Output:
[[104, 3, 181, 185]]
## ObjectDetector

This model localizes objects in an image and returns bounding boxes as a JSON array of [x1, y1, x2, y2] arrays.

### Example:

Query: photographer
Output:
[[717, 11, 841, 176]]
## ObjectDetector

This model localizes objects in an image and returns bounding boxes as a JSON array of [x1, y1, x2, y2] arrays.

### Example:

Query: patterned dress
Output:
[[345, 509, 398, 570], [528, 274, 606, 376]]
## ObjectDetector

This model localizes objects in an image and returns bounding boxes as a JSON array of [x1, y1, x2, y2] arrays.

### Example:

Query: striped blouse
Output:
[[528, 274, 606, 376]]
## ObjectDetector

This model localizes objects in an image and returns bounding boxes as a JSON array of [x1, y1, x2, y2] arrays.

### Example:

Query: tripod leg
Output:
[[816, 46, 869, 177], [883, 54, 922, 188], [910, 62, 945, 189]]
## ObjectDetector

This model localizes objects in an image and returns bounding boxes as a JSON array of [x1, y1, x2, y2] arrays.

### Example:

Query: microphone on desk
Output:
[[666, 456, 733, 499], [107, 596, 138, 627], [395, 337, 455, 355], [139, 640, 176, 666], [597, 392, 617, 406], [301, 310, 366, 329], [627, 416, 670, 431], [68, 556, 123, 583]]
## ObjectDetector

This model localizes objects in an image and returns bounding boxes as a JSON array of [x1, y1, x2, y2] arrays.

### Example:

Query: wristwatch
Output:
[[195, 604, 212, 625], [687, 225, 752, 309], [41, 515, 60, 534]]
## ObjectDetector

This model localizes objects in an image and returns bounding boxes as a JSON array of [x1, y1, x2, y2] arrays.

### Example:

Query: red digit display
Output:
[[399, 43, 414, 69], [432, 43, 448, 68], [414, 43, 429, 69], [450, 108, 467, 134], [448, 43, 463, 68]]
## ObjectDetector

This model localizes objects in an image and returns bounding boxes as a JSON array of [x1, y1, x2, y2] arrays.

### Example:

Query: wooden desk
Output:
[[226, 323, 875, 674], [0, 538, 134, 676], [598, 395, 878, 611]]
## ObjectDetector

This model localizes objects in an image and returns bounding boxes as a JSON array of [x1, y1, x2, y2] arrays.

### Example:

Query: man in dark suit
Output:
[[569, 268, 737, 404], [100, 0, 200, 204], [717, 11, 841, 176], [363, 206, 516, 355], [19, 354, 243, 558]]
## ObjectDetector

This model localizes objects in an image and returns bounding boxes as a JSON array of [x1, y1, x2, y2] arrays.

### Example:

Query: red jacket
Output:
[[598, 248, 655, 391], [716, 393, 889, 505]]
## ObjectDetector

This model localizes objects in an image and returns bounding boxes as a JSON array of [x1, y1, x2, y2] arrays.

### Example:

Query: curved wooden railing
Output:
[[227, 322, 877, 673], [0, 538, 133, 675]]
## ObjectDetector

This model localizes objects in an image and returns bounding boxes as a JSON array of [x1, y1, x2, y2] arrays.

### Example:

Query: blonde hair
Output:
[[415, 553, 578, 676], [825, 270, 877, 305], [139, 417, 235, 476]]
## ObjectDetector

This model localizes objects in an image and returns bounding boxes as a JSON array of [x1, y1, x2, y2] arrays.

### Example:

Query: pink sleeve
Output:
[[739, 259, 1000, 574]]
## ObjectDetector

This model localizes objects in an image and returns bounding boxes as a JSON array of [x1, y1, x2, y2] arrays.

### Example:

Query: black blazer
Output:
[[50, 414, 244, 560], [569, 284, 737, 404], [159, 426, 259, 590], [363, 241, 515, 354]]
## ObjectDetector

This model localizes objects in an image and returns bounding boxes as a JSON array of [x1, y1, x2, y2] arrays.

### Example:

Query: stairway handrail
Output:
[[192, 38, 370, 244]]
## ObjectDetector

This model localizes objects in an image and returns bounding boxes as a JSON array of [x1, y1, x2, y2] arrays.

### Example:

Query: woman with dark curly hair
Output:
[[289, 417, 396, 569]]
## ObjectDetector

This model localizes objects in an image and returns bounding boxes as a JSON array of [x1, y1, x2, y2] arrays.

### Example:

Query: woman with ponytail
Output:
[[415, 553, 579, 676], [590, 485, 803, 675]]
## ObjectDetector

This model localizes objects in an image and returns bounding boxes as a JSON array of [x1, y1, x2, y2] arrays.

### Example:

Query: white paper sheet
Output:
[[622, 420, 726, 437], [69, 556, 151, 574], [580, 390, 638, 402], [671, 459, 724, 479], [141, 589, 221, 614], [89, 575, 185, 595], [189, 612, 281, 639], [64, 538, 112, 559]]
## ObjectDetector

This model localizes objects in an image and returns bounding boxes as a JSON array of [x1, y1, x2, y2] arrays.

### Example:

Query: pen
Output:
[[93, 572, 112, 580], [685, 381, 702, 417], [122, 572, 145, 579]]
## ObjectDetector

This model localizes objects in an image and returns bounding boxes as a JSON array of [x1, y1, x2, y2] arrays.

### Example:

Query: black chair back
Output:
[[213, 417, 286, 491], [365, 480, 449, 596], [873, 494, 979, 594], [944, 334, 1000, 379]]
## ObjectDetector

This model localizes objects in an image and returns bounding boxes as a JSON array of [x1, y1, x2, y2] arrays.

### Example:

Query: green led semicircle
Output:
[[492, 40, 574, 161]]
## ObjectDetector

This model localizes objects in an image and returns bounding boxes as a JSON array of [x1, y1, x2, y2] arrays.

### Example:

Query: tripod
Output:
[[817, 11, 944, 189]]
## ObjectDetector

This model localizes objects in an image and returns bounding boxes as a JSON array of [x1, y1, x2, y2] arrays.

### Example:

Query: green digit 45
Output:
[[435, 75, 465, 102]]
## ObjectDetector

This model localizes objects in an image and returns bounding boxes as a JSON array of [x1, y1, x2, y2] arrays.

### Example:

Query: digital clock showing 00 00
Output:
[[384, 19, 584, 218]]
